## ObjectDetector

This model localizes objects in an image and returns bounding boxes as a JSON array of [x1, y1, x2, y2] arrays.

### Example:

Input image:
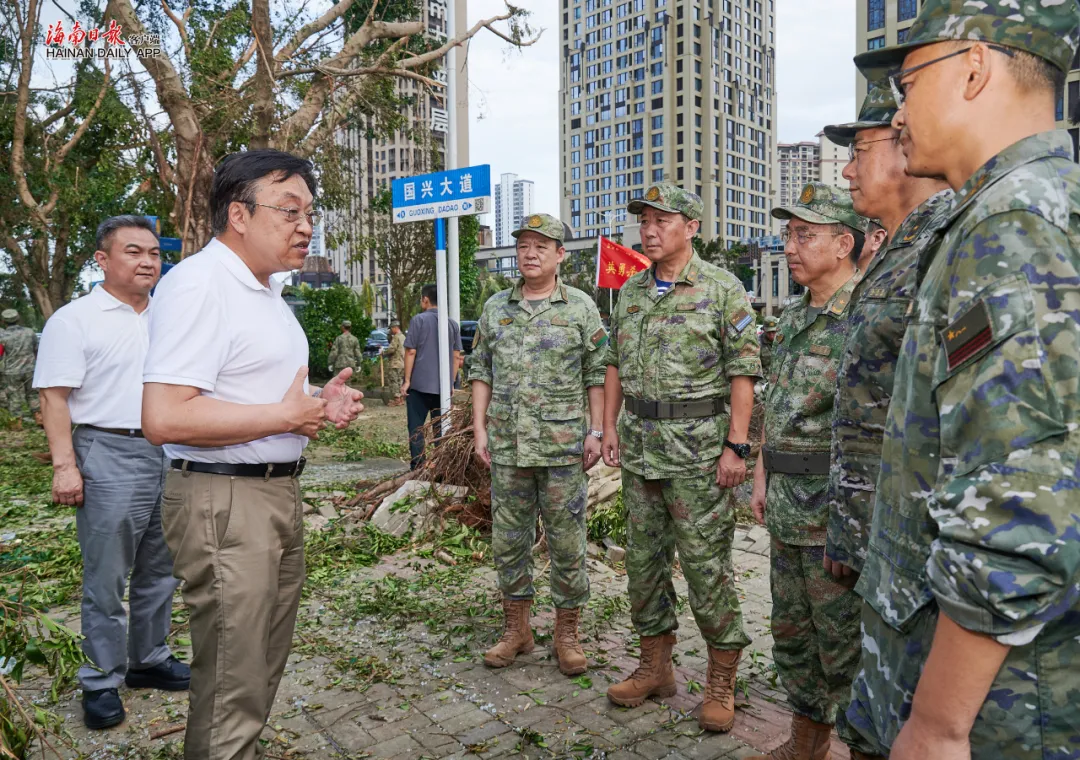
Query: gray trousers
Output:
[[73, 426, 178, 691]]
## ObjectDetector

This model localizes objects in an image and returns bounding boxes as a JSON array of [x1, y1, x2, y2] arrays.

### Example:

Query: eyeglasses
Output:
[[847, 135, 898, 162], [781, 227, 844, 245], [252, 203, 322, 226], [888, 43, 1016, 108]]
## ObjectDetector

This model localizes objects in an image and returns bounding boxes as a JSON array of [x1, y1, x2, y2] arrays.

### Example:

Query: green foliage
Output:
[[693, 238, 754, 285], [458, 215, 483, 320], [586, 489, 627, 546], [359, 281, 376, 317], [305, 523, 410, 589], [317, 426, 409, 461], [477, 272, 514, 307], [294, 284, 374, 379]]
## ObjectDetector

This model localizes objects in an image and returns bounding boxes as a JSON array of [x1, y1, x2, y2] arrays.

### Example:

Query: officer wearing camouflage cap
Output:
[[603, 183, 761, 733], [467, 213, 607, 678], [0, 308, 39, 425], [328, 319, 361, 377], [846, 2, 1080, 759], [745, 182, 871, 760]]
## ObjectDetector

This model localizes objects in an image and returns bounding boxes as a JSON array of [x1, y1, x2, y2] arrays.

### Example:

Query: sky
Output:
[[465, 0, 858, 220]]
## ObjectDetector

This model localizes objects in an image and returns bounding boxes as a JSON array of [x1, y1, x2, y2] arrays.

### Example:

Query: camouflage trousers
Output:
[[386, 368, 404, 395], [769, 539, 861, 728], [1, 372, 38, 419], [490, 463, 589, 609], [841, 602, 1080, 758], [623, 470, 750, 650]]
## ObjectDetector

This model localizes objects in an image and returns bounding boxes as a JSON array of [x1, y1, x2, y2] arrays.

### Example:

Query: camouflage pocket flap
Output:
[[540, 402, 584, 421], [486, 401, 511, 420]]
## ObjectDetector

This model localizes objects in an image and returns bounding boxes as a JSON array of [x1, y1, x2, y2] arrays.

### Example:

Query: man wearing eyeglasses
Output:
[[815, 85, 953, 760], [142, 149, 365, 760], [746, 182, 871, 760], [846, 2, 1080, 760]]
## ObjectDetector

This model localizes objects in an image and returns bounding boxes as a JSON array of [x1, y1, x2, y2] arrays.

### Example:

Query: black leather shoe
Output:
[[83, 688, 125, 730], [125, 655, 191, 691]]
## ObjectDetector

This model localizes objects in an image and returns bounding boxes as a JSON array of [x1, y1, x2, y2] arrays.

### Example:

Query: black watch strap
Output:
[[724, 439, 751, 459]]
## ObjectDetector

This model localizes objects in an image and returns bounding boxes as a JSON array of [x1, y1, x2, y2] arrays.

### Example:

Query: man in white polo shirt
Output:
[[142, 150, 364, 760], [34, 215, 190, 731]]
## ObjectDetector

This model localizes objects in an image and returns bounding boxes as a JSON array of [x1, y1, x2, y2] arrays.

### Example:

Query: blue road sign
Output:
[[391, 165, 492, 224], [159, 237, 182, 253]]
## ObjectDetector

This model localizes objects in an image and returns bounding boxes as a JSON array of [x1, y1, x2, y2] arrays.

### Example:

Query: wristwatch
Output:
[[723, 439, 751, 459], [588, 429, 604, 440]]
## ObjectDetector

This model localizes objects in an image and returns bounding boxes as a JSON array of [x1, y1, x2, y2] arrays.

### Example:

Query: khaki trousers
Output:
[[161, 470, 305, 760]]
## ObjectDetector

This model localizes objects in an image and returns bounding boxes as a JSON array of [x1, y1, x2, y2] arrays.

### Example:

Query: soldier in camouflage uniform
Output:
[[759, 316, 779, 378], [819, 85, 953, 760], [844, 2, 1080, 759], [747, 184, 871, 760], [0, 309, 39, 424], [382, 322, 406, 405], [467, 213, 607, 677], [602, 184, 761, 733], [328, 320, 362, 376]]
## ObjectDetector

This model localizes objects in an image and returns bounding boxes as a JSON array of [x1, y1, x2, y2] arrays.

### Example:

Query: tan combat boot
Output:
[[699, 647, 741, 732], [606, 633, 677, 707], [483, 599, 535, 668], [745, 713, 833, 760], [554, 607, 588, 676]]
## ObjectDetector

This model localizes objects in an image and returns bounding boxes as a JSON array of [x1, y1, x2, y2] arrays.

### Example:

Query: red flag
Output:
[[596, 236, 651, 290]]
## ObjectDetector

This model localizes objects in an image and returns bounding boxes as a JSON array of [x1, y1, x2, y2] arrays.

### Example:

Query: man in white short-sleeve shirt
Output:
[[35, 215, 189, 731], [143, 150, 364, 760]]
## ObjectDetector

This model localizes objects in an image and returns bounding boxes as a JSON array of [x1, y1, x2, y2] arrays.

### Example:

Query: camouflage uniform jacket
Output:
[[0, 325, 37, 374], [609, 252, 761, 479], [759, 339, 774, 378], [858, 131, 1080, 642], [329, 332, 362, 370], [764, 277, 857, 546], [467, 278, 608, 468], [384, 332, 406, 370], [826, 189, 954, 571]]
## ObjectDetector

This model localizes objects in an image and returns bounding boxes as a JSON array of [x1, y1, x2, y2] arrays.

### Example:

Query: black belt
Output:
[[762, 446, 830, 475], [624, 396, 726, 420], [170, 458, 306, 479], [85, 425, 144, 438]]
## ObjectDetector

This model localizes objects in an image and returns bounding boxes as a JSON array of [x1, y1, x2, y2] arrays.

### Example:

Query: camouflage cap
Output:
[[762, 315, 779, 332], [772, 182, 872, 234], [511, 213, 567, 245], [342, 320, 352, 328], [1, 309, 17, 322], [390, 320, 401, 328], [823, 85, 898, 148], [627, 183, 704, 222], [854, 0, 1080, 75]]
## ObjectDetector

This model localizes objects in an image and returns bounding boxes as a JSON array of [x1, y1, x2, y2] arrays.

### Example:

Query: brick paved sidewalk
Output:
[[33, 525, 852, 760]]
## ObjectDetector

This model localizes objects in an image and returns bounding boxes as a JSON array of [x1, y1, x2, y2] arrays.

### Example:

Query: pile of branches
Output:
[[346, 398, 493, 530]]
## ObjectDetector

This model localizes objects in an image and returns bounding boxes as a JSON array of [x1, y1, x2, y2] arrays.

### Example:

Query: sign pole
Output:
[[435, 218, 452, 437], [446, 0, 460, 326]]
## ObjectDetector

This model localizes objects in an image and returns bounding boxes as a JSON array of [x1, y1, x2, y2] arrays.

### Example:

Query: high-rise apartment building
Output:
[[494, 173, 536, 246], [776, 140, 818, 209], [559, 0, 779, 247], [324, 0, 469, 326], [818, 131, 846, 188], [855, 0, 1080, 158]]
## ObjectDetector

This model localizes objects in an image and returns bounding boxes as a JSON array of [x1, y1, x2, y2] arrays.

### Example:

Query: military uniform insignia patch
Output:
[[940, 300, 993, 371], [775, 333, 784, 343], [809, 344, 832, 357], [729, 309, 753, 334], [627, 305, 640, 314], [591, 328, 609, 348], [527, 215, 543, 228], [830, 295, 849, 315], [550, 316, 570, 326], [676, 302, 698, 311], [867, 287, 889, 299], [645, 186, 661, 201], [499, 317, 514, 326], [799, 184, 815, 204]]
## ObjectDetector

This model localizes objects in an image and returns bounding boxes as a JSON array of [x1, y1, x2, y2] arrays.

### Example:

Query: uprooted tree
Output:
[[2, 0, 538, 318]]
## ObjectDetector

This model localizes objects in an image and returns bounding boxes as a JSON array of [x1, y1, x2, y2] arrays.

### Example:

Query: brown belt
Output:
[[762, 446, 830, 475], [85, 425, 144, 438], [624, 396, 725, 420]]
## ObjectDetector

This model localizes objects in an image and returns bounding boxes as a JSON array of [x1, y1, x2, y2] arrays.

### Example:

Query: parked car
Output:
[[460, 320, 479, 354], [364, 328, 389, 358]]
